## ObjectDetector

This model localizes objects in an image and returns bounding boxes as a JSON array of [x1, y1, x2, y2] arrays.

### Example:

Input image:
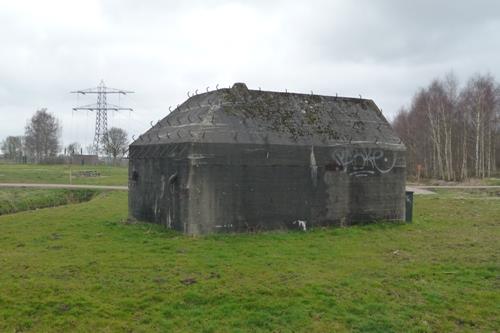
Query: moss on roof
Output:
[[132, 83, 402, 148]]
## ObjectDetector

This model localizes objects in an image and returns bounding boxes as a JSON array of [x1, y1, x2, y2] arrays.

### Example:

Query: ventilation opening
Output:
[[132, 170, 139, 181], [325, 161, 343, 172]]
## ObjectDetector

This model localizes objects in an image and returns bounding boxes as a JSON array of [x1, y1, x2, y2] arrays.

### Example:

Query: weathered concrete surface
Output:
[[129, 83, 407, 235]]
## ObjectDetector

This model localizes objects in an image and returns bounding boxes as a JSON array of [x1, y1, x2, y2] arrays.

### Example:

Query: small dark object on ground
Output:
[[180, 277, 197, 285]]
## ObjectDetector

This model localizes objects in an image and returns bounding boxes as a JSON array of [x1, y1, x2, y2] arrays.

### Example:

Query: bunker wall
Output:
[[129, 143, 405, 235]]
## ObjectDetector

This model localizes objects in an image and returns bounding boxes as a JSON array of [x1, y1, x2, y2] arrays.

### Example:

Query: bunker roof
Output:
[[131, 83, 403, 148]]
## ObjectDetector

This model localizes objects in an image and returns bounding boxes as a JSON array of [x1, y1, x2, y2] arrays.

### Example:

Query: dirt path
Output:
[[410, 185, 500, 189], [0, 183, 128, 191], [406, 186, 436, 195], [1, 183, 498, 194], [407, 185, 500, 195]]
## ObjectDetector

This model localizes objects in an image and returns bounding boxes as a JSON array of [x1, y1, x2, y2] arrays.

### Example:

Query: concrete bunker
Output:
[[129, 83, 406, 235]]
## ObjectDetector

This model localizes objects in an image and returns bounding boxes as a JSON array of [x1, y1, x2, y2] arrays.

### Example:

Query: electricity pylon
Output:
[[71, 80, 134, 155]]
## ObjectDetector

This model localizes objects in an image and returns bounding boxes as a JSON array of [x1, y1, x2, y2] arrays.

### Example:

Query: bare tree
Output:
[[393, 72, 500, 181], [66, 142, 81, 156], [1, 136, 24, 160], [101, 127, 128, 162], [24, 108, 61, 162], [85, 144, 96, 155], [460, 74, 498, 178]]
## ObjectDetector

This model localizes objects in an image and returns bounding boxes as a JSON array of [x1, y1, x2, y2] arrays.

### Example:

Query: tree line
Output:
[[393, 73, 499, 180], [1, 109, 129, 163]]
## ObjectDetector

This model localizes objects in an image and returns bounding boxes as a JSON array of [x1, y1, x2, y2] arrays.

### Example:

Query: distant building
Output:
[[70, 154, 99, 165], [129, 83, 406, 235]]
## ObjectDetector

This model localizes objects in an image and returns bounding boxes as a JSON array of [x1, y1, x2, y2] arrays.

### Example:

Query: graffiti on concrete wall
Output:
[[332, 148, 397, 177]]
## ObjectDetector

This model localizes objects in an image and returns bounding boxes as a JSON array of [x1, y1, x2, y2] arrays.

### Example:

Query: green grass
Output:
[[0, 163, 127, 186], [433, 188, 500, 199], [0, 191, 498, 332], [484, 177, 500, 186], [0, 189, 98, 215]]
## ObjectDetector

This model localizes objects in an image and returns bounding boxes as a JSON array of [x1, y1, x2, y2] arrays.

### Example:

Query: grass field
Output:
[[0, 190, 498, 332], [484, 177, 500, 186], [0, 163, 127, 186], [0, 189, 97, 215]]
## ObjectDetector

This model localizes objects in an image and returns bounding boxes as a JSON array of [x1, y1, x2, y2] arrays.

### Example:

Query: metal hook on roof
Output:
[[259, 87, 261, 91], [206, 86, 210, 92], [177, 104, 180, 110], [169, 106, 172, 112], [187, 91, 191, 98], [132, 135, 136, 141], [195, 89, 198, 95], [216, 84, 219, 90], [359, 94, 362, 99], [311, 90, 314, 95], [285, 89, 288, 93], [336, 93, 338, 98], [150, 121, 154, 127]]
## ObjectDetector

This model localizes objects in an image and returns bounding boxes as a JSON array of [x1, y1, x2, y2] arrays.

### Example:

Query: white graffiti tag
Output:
[[333, 148, 397, 177]]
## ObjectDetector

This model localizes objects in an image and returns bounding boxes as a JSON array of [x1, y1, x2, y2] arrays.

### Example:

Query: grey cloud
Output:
[[0, 0, 499, 147], [293, 0, 500, 64]]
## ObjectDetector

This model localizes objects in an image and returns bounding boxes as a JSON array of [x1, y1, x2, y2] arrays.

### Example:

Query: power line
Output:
[[71, 80, 134, 155]]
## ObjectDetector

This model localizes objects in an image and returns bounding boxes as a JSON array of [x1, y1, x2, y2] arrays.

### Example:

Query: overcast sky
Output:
[[1, 0, 499, 149]]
